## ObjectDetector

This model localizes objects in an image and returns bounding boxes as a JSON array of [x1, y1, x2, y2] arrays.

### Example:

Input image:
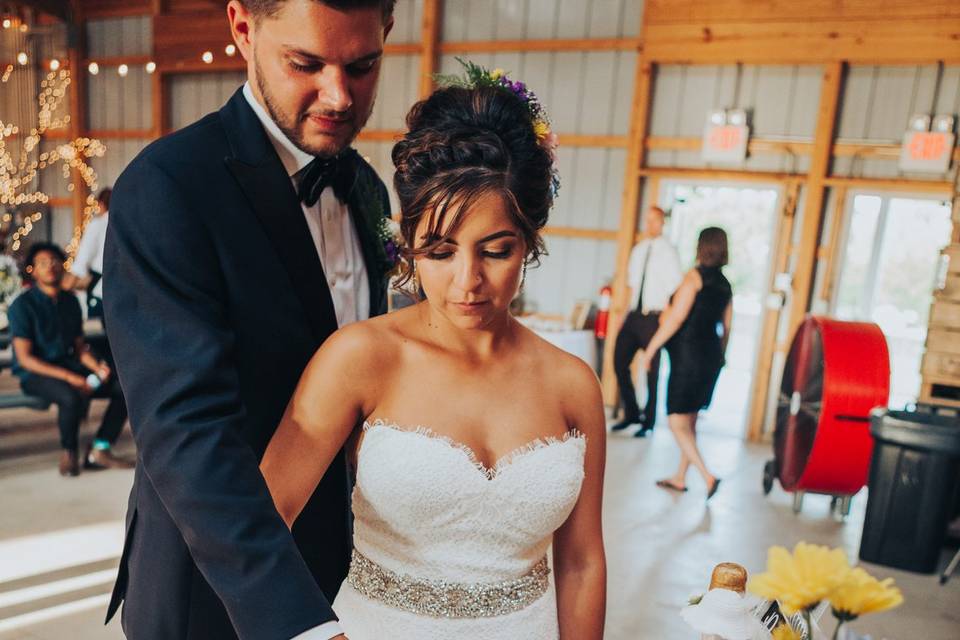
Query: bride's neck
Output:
[[418, 303, 518, 361]]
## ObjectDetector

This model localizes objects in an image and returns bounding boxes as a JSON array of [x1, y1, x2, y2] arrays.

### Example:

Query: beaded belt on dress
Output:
[[346, 549, 550, 618]]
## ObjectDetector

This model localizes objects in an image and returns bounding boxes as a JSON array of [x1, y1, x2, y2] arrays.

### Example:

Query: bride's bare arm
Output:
[[260, 324, 382, 528], [553, 359, 607, 639]]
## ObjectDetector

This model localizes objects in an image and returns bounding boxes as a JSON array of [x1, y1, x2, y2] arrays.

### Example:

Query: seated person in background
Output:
[[9, 242, 132, 477]]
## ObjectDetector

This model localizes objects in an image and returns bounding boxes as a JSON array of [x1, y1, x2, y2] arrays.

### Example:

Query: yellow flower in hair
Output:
[[490, 68, 505, 80], [771, 624, 802, 640], [829, 567, 903, 620], [747, 542, 851, 615], [533, 119, 550, 140]]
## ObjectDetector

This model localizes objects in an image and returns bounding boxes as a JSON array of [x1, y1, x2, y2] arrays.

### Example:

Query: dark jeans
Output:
[[613, 310, 661, 427], [21, 369, 128, 451]]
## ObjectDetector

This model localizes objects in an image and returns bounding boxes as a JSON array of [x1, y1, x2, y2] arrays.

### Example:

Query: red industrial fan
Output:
[[763, 316, 890, 516]]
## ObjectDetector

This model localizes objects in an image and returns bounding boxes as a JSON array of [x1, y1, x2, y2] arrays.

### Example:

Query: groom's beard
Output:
[[255, 56, 374, 159]]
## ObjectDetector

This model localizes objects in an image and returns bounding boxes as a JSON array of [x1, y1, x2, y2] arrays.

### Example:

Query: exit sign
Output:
[[702, 124, 749, 164], [899, 131, 955, 173]]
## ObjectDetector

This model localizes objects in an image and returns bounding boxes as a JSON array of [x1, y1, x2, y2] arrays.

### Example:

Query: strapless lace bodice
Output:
[[332, 419, 586, 640]]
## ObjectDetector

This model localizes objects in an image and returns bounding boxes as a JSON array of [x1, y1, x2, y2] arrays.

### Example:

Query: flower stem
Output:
[[832, 621, 843, 640]]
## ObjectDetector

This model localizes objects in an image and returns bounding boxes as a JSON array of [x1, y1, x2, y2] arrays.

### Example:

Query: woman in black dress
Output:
[[639, 227, 732, 500]]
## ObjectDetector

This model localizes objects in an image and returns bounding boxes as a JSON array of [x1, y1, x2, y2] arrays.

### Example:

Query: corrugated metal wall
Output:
[[834, 64, 960, 179], [648, 64, 821, 174]]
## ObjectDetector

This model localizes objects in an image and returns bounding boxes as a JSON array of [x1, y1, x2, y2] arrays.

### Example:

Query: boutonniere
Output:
[[349, 161, 404, 278], [376, 216, 403, 278]]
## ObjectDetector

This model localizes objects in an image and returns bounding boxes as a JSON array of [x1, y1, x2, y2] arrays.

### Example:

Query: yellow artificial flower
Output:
[[490, 68, 505, 80], [830, 567, 903, 619], [747, 542, 851, 615], [533, 119, 551, 140], [771, 624, 802, 640]]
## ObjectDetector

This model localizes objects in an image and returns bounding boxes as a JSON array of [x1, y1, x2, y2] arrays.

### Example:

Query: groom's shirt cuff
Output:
[[290, 621, 344, 640]]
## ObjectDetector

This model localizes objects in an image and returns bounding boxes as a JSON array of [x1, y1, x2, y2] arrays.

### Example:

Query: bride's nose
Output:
[[453, 254, 483, 291], [316, 66, 352, 114]]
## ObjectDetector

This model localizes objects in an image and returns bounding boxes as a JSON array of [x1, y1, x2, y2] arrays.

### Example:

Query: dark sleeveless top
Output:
[[665, 265, 733, 414]]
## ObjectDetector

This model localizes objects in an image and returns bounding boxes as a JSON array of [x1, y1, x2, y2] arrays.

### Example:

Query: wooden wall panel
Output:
[[643, 1, 960, 23], [153, 10, 236, 71], [80, 0, 152, 19], [642, 19, 960, 64]]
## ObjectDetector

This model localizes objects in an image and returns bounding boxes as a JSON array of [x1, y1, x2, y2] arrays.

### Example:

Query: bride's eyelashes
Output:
[[424, 246, 514, 261]]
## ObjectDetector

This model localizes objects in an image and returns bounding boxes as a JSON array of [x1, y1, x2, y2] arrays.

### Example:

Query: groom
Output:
[[103, 1, 395, 638]]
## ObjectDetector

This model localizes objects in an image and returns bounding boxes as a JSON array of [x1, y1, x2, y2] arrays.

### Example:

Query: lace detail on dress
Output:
[[362, 418, 585, 481]]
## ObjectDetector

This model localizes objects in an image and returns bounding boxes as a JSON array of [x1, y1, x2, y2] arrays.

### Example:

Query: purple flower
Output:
[[384, 240, 398, 263]]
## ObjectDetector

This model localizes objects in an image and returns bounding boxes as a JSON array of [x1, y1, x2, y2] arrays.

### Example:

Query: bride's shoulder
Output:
[[313, 314, 403, 374], [519, 324, 601, 400]]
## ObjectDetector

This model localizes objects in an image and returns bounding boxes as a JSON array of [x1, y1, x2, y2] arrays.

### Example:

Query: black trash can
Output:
[[859, 408, 960, 573]]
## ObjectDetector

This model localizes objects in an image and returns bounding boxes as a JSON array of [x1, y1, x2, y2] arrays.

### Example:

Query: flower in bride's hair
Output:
[[747, 542, 850, 615], [829, 567, 903, 622], [533, 120, 550, 140], [771, 624, 802, 640]]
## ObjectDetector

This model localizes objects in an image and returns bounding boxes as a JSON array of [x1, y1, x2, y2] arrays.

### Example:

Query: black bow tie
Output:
[[297, 149, 355, 207]]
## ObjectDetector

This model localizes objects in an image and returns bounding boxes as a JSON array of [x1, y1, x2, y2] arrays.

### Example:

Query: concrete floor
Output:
[[1, 397, 958, 639]]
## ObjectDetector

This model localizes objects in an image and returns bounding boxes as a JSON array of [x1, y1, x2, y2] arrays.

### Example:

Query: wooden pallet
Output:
[[920, 377, 960, 409], [931, 298, 960, 328], [922, 351, 960, 380]]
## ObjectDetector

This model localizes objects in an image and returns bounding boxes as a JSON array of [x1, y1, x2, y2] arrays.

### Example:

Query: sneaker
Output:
[[85, 447, 135, 470], [59, 450, 80, 477]]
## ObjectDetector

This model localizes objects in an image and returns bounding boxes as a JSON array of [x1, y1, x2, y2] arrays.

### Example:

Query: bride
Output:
[[260, 67, 606, 639]]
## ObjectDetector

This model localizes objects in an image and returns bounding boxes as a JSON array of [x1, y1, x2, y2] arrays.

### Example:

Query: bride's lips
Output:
[[307, 114, 349, 132], [453, 301, 489, 313]]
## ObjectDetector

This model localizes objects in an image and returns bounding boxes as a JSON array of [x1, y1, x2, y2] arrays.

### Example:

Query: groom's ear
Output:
[[226, 0, 254, 61], [382, 16, 394, 42]]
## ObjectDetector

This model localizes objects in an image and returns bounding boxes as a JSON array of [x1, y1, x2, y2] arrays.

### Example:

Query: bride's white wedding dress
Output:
[[332, 419, 586, 639]]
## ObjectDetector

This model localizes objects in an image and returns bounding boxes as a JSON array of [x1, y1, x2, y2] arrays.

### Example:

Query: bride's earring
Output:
[[519, 263, 527, 292]]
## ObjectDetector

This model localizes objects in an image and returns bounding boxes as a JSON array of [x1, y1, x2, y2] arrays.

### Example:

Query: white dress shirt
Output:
[[71, 211, 109, 298], [243, 83, 355, 640], [626, 236, 683, 313], [243, 83, 369, 328]]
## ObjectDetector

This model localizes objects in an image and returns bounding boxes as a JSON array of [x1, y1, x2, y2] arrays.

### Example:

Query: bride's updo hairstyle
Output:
[[391, 84, 554, 288]]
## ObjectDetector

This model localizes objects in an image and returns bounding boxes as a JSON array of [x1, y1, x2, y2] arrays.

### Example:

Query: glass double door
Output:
[[831, 193, 953, 408]]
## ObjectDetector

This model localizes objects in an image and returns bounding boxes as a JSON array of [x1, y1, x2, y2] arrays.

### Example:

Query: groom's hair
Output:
[[239, 0, 396, 24]]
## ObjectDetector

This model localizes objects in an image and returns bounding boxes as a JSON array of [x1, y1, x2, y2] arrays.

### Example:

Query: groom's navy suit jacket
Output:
[[103, 88, 390, 640]]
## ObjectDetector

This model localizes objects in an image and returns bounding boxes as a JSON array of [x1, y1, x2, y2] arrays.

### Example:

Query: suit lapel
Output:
[[340, 157, 386, 317], [220, 89, 338, 341]]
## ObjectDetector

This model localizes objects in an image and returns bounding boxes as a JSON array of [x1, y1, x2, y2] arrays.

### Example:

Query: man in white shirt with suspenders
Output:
[[611, 206, 683, 437]]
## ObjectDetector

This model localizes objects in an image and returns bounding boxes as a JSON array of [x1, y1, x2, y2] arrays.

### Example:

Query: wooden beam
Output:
[[357, 129, 403, 143], [643, 19, 960, 64], [600, 60, 654, 406], [747, 180, 800, 441], [151, 69, 164, 138], [440, 38, 640, 54], [817, 186, 848, 310], [82, 55, 152, 67], [87, 129, 154, 139], [823, 176, 954, 195], [787, 62, 844, 343], [418, 0, 442, 99], [78, 0, 152, 18], [643, 1, 960, 24], [638, 166, 803, 184], [67, 0, 88, 233], [558, 134, 628, 148]]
